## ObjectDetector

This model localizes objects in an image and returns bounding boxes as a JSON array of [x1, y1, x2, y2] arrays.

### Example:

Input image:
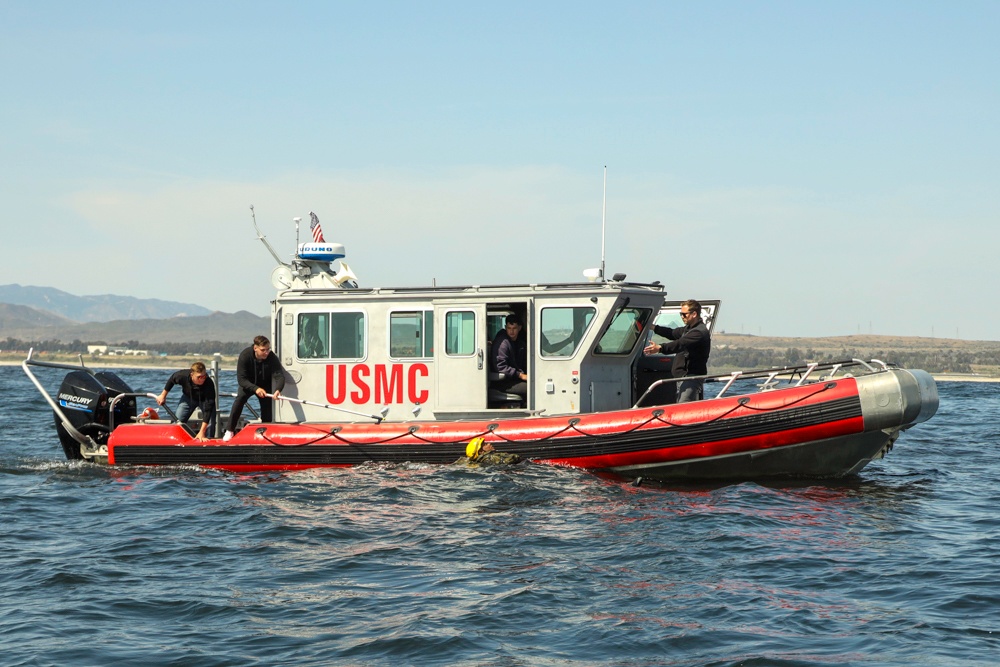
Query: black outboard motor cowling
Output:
[[54, 370, 136, 460]]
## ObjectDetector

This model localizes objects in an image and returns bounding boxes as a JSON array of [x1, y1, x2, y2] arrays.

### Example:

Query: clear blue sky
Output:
[[2, 2, 997, 339]]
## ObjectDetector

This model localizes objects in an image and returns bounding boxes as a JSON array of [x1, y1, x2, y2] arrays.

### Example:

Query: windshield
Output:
[[594, 307, 652, 355]]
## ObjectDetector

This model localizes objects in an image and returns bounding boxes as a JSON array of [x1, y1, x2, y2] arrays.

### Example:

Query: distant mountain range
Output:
[[0, 284, 213, 322], [0, 285, 266, 344]]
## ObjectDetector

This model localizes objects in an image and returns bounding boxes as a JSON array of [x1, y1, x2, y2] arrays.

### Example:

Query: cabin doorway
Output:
[[486, 302, 529, 409]]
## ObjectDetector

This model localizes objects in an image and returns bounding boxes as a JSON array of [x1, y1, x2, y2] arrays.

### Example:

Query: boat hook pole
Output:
[[266, 394, 389, 423]]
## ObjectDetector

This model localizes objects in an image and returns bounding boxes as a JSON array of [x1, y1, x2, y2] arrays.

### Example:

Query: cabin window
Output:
[[445, 310, 476, 356], [390, 311, 434, 358], [651, 303, 716, 339], [330, 311, 366, 359], [298, 313, 330, 359], [653, 310, 685, 332], [540, 306, 595, 358], [594, 307, 652, 355]]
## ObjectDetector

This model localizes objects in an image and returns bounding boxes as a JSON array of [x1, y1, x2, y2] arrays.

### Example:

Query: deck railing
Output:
[[633, 358, 892, 408]]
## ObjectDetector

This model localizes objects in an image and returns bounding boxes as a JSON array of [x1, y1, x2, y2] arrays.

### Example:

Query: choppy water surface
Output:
[[1, 366, 998, 666]]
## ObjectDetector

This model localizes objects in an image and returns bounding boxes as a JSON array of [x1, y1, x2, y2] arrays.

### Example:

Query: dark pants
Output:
[[228, 390, 274, 429], [496, 377, 527, 398], [676, 378, 704, 403], [176, 395, 216, 434]]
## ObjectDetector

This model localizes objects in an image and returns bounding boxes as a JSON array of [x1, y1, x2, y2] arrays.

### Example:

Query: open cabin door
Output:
[[634, 299, 722, 405], [432, 303, 488, 412], [652, 300, 721, 333]]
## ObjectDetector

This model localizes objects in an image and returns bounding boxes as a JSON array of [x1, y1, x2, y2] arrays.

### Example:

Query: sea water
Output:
[[1, 366, 997, 666]]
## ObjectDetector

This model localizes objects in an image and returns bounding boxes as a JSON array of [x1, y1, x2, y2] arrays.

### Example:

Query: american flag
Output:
[[309, 212, 326, 243]]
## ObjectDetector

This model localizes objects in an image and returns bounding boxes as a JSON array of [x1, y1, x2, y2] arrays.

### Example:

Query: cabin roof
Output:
[[276, 280, 666, 302]]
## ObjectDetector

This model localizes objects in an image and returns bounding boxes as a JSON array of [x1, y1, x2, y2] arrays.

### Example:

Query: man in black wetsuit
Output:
[[643, 299, 711, 403], [156, 361, 216, 441], [223, 335, 286, 441]]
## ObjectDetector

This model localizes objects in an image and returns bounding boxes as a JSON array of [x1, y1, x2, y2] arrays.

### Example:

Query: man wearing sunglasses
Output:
[[643, 299, 711, 403]]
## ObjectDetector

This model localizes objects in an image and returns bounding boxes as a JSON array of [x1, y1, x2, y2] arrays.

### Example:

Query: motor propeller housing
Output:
[[53, 370, 135, 459]]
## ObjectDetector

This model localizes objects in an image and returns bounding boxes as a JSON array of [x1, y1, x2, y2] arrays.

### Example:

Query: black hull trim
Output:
[[606, 430, 895, 480]]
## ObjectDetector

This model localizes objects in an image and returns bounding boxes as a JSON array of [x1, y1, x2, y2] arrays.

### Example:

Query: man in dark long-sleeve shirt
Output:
[[156, 361, 216, 441], [223, 335, 286, 441], [644, 299, 711, 403]]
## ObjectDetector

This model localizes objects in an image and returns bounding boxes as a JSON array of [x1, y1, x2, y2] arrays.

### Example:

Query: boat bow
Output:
[[857, 368, 939, 432]]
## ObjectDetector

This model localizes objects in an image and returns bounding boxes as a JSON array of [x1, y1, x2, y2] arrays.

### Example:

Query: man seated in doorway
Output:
[[490, 313, 528, 400]]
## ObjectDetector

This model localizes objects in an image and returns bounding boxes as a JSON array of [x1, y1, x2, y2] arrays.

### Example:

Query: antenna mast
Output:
[[250, 205, 289, 267], [600, 166, 607, 281]]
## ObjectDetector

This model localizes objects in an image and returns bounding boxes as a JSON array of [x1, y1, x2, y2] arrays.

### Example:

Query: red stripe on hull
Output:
[[540, 416, 866, 469]]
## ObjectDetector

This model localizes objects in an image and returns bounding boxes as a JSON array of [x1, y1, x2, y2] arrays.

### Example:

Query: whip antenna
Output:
[[601, 166, 607, 281]]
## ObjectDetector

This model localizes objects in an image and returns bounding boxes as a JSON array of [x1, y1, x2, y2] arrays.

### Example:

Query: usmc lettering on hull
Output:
[[325, 363, 429, 405]]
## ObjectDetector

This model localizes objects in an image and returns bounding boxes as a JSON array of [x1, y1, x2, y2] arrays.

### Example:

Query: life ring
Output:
[[139, 407, 160, 421]]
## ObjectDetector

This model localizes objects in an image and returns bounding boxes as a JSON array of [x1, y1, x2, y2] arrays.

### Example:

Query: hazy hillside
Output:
[[714, 333, 1000, 354], [2, 310, 268, 345], [0, 303, 78, 330], [0, 284, 212, 322]]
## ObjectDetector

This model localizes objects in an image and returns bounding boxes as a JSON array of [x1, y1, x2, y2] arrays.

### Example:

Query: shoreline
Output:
[[931, 373, 1000, 383], [1, 357, 237, 371]]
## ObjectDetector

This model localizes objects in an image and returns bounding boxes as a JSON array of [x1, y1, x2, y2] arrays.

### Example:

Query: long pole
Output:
[[601, 166, 607, 281], [267, 394, 388, 423], [212, 353, 222, 438]]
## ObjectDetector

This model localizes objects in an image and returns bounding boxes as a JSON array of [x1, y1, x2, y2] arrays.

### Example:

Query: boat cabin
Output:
[[267, 248, 718, 423]]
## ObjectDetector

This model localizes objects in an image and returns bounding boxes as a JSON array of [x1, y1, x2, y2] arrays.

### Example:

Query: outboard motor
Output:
[[54, 370, 136, 460]]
